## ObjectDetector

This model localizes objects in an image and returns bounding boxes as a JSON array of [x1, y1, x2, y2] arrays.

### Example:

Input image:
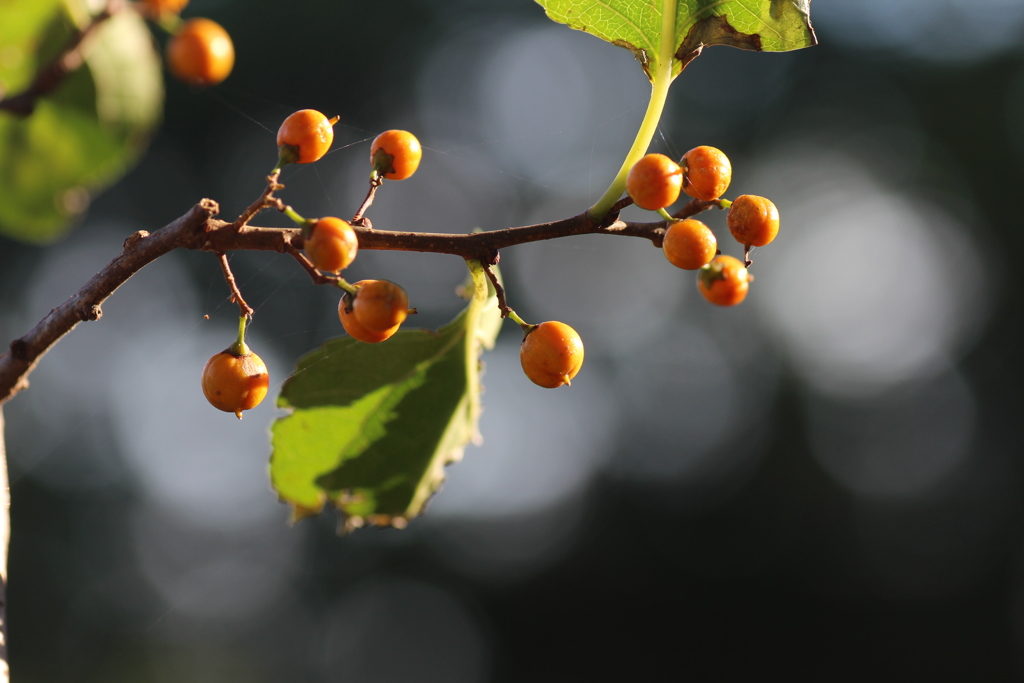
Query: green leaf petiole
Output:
[[587, 0, 678, 220]]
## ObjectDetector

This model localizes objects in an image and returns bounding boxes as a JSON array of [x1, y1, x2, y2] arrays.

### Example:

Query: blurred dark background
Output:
[[2, 0, 1024, 680]]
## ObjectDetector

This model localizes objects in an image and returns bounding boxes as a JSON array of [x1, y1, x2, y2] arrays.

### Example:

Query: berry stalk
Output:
[[216, 252, 253, 318], [230, 314, 250, 356]]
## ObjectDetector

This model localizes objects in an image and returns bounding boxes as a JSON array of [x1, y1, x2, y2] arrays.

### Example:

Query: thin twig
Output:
[[216, 253, 253, 317], [286, 246, 343, 286], [673, 198, 721, 220], [602, 196, 718, 221], [233, 172, 284, 230], [0, 0, 124, 116], [351, 177, 383, 226], [482, 263, 511, 318]]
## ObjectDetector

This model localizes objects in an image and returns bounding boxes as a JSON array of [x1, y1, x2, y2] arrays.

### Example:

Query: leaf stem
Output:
[[587, 0, 678, 220]]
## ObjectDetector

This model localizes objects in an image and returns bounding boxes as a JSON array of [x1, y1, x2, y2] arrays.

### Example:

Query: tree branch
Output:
[[0, 194, 721, 406], [0, 0, 124, 117], [0, 200, 222, 405]]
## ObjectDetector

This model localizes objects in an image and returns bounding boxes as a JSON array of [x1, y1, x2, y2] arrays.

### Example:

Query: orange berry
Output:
[[277, 109, 335, 165], [351, 279, 409, 332], [139, 0, 189, 18], [681, 146, 732, 201], [166, 18, 235, 86], [520, 321, 585, 389], [727, 194, 779, 248], [698, 255, 751, 307], [338, 293, 400, 343], [662, 218, 717, 270], [370, 130, 422, 180], [201, 349, 269, 419], [626, 153, 683, 211], [304, 217, 358, 273]]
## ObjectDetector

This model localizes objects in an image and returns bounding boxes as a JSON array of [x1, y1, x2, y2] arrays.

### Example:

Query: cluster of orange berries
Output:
[[199, 117, 778, 415], [139, 0, 235, 86], [626, 146, 780, 307], [200, 109, 428, 417], [513, 147, 780, 391], [277, 109, 421, 344], [199, 106, 588, 415]]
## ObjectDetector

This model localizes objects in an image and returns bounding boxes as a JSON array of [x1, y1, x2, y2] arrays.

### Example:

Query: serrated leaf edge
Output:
[[278, 260, 501, 530]]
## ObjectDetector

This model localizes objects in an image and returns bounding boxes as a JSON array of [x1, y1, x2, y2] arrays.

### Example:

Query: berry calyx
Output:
[[520, 321, 585, 389], [277, 109, 337, 166], [698, 255, 751, 307], [626, 153, 683, 211], [338, 294, 401, 343], [352, 279, 409, 331], [727, 194, 779, 248], [370, 130, 422, 180], [201, 348, 269, 419], [166, 18, 235, 86], [304, 217, 358, 273], [662, 218, 718, 270], [681, 146, 732, 201]]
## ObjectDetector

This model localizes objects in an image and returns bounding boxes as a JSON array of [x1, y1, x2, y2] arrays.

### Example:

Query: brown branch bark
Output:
[[0, 196, 719, 406], [0, 0, 124, 117], [0, 200, 221, 405]]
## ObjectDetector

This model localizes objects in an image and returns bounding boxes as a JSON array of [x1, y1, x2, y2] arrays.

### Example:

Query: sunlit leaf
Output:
[[270, 262, 503, 530], [0, 0, 163, 244], [534, 0, 816, 80]]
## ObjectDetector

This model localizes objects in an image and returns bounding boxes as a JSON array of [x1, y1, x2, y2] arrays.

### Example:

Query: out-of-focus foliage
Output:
[[0, 0, 162, 244]]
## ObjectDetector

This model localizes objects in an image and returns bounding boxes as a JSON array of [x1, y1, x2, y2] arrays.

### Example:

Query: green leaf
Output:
[[270, 262, 504, 530], [0, 0, 163, 244], [535, 0, 816, 81]]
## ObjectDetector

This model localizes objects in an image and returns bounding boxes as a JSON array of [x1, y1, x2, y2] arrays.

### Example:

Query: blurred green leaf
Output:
[[270, 262, 503, 529], [535, 0, 816, 80], [0, 0, 163, 244]]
